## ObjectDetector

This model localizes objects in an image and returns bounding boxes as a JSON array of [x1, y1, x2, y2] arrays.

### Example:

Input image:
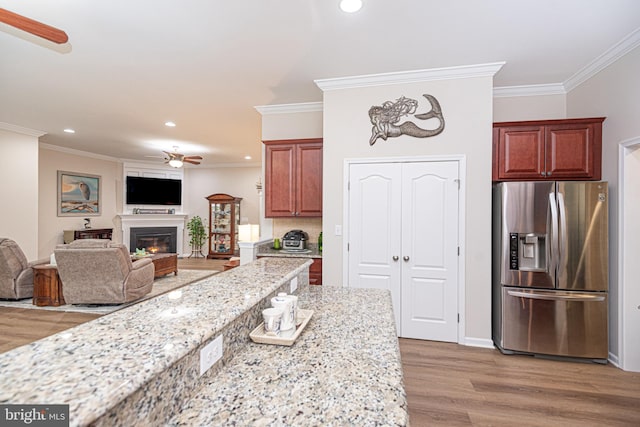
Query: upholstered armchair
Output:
[[0, 238, 49, 300], [54, 239, 155, 304]]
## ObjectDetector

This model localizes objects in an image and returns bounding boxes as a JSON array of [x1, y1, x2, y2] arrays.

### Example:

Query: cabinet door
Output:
[[545, 123, 600, 180], [265, 144, 296, 217], [296, 142, 323, 217], [309, 258, 322, 285], [496, 126, 545, 180]]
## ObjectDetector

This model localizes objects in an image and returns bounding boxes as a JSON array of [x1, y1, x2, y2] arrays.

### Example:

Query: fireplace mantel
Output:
[[115, 214, 188, 257]]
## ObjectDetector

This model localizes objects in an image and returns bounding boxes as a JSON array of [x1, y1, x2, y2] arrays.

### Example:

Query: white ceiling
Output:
[[1, 0, 639, 166]]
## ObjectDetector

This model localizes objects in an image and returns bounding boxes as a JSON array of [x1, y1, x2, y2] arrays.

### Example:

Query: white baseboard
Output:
[[461, 337, 495, 349], [608, 352, 620, 368]]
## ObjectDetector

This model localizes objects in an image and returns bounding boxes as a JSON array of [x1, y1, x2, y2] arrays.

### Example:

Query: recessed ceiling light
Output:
[[165, 121, 176, 127], [244, 155, 252, 160], [63, 128, 75, 134], [340, 0, 362, 13]]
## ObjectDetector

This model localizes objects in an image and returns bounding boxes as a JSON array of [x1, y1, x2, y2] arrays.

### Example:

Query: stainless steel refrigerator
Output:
[[492, 181, 608, 360]]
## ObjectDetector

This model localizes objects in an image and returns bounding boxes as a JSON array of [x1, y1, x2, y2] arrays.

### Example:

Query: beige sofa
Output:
[[0, 238, 49, 299], [55, 239, 155, 304]]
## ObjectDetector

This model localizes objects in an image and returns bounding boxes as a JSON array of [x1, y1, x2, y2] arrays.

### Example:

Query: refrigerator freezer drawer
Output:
[[500, 287, 608, 359]]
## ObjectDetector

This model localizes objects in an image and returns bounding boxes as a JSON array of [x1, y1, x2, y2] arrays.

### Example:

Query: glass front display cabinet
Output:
[[206, 193, 242, 259]]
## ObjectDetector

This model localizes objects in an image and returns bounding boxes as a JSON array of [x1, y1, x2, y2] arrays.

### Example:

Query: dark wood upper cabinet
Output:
[[264, 138, 323, 217], [493, 117, 605, 181]]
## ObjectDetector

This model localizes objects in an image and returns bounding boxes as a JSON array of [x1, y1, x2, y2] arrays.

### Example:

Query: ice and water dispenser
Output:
[[509, 232, 547, 272]]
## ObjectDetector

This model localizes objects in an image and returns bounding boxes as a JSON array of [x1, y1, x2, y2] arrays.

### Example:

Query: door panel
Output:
[[407, 277, 445, 321], [401, 162, 459, 341], [348, 163, 402, 331], [264, 144, 295, 217], [556, 182, 608, 291], [499, 182, 555, 289], [348, 160, 460, 341], [296, 142, 323, 216], [501, 287, 608, 359]]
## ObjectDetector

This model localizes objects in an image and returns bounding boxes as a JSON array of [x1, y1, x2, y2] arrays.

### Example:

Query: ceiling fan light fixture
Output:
[[340, 0, 362, 13], [168, 159, 183, 168]]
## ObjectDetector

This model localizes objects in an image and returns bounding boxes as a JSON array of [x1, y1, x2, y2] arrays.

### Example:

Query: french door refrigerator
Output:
[[492, 181, 608, 360]]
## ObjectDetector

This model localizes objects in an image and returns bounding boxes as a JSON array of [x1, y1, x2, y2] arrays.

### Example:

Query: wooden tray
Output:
[[250, 309, 313, 346]]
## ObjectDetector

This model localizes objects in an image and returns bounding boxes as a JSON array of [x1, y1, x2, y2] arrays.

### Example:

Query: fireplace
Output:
[[116, 214, 187, 256], [130, 227, 177, 254]]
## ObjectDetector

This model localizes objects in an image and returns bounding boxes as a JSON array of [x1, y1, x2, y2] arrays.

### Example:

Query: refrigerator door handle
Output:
[[557, 191, 568, 278], [548, 192, 559, 275], [507, 290, 606, 302]]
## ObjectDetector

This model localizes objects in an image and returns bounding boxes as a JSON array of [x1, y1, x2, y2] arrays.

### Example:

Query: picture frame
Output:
[[57, 170, 101, 216]]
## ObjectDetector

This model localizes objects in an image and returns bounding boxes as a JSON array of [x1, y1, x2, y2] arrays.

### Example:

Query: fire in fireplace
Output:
[[130, 227, 177, 253]]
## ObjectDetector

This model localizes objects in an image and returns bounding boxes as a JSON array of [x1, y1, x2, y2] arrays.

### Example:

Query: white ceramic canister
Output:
[[277, 292, 298, 323], [271, 294, 295, 331]]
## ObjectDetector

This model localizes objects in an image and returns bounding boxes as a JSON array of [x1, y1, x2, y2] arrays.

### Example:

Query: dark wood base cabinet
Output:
[[493, 117, 605, 181], [309, 258, 322, 286]]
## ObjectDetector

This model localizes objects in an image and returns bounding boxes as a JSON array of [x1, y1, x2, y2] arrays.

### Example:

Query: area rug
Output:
[[0, 269, 219, 315]]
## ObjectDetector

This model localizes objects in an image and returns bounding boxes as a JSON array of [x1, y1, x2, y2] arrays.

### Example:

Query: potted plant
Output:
[[186, 215, 207, 258]]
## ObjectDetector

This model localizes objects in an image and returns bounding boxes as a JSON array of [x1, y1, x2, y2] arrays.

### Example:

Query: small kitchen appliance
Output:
[[282, 230, 308, 250]]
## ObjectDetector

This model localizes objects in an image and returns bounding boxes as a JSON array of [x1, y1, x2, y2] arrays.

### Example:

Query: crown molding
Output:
[[493, 83, 566, 98], [564, 27, 640, 92], [40, 142, 120, 162], [0, 122, 46, 137], [314, 62, 506, 91], [254, 102, 323, 115]]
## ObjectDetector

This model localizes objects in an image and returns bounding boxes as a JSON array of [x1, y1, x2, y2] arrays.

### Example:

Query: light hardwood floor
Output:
[[0, 257, 224, 353], [399, 338, 640, 426], [0, 308, 100, 353]]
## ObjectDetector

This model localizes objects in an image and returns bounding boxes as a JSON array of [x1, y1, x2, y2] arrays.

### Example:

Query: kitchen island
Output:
[[0, 258, 407, 426], [171, 286, 407, 426]]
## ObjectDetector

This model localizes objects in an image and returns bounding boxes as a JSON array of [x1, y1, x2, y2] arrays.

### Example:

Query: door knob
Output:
[[403, 256, 410, 261], [392, 256, 399, 261]]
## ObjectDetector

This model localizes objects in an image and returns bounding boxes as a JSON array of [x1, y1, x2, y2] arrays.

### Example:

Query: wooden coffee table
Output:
[[32, 264, 65, 306], [149, 253, 178, 278]]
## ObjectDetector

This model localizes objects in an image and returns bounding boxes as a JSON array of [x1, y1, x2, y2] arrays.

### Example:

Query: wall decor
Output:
[[368, 94, 445, 145], [57, 171, 101, 216]]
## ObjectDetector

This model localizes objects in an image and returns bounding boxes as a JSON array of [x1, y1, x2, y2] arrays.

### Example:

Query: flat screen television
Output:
[[126, 176, 182, 205]]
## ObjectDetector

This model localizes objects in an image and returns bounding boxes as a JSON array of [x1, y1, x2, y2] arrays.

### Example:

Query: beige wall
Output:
[[273, 218, 322, 243], [261, 110, 323, 141], [0, 129, 40, 259], [184, 166, 262, 252], [567, 45, 640, 367], [38, 147, 122, 257], [321, 75, 495, 342], [37, 146, 262, 257], [493, 93, 566, 122]]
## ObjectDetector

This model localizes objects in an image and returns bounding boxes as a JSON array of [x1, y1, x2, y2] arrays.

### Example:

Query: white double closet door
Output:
[[348, 160, 460, 341]]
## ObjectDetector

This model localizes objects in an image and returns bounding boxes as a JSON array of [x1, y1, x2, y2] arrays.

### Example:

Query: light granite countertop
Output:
[[0, 257, 311, 426], [257, 242, 323, 259], [170, 286, 408, 426]]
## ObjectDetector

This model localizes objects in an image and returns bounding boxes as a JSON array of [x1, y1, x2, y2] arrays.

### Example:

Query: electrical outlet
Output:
[[199, 334, 223, 376], [290, 277, 298, 293]]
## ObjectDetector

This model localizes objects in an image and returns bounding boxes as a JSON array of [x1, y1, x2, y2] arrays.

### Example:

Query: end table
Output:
[[32, 264, 65, 306]]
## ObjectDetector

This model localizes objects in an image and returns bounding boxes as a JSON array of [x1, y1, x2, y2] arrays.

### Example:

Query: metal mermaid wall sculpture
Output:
[[368, 94, 445, 146]]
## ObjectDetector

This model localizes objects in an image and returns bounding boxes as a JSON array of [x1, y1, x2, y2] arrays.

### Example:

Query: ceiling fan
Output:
[[163, 148, 203, 168], [0, 8, 68, 44]]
